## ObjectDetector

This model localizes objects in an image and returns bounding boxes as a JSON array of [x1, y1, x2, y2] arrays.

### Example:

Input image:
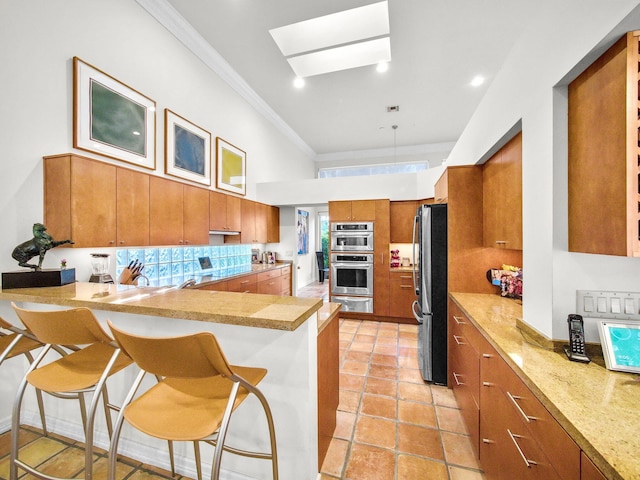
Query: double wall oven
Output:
[[330, 222, 374, 313]]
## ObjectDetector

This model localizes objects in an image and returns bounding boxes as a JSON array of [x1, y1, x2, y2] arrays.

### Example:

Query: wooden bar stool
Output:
[[10, 303, 133, 480], [0, 315, 49, 434], [107, 321, 278, 480]]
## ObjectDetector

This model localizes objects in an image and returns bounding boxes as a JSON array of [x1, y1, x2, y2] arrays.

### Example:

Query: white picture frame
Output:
[[164, 109, 211, 185], [73, 56, 156, 169]]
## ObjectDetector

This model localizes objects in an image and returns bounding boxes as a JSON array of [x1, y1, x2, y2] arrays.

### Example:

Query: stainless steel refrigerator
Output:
[[412, 203, 448, 385]]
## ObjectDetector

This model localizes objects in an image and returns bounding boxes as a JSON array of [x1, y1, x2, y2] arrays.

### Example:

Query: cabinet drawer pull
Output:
[[495, 240, 507, 245], [482, 353, 493, 358], [482, 381, 491, 387], [452, 372, 464, 386], [482, 438, 494, 444], [399, 275, 412, 279], [240, 280, 250, 284], [453, 315, 466, 325], [507, 391, 536, 423], [507, 429, 537, 468], [453, 335, 465, 345], [400, 285, 412, 289]]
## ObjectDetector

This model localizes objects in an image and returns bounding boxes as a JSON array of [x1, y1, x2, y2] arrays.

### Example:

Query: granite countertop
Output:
[[451, 292, 640, 480], [192, 261, 291, 286], [0, 281, 321, 331]]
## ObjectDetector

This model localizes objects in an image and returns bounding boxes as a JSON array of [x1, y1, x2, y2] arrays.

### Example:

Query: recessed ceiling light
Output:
[[293, 77, 305, 88], [376, 62, 389, 73], [470, 75, 485, 87]]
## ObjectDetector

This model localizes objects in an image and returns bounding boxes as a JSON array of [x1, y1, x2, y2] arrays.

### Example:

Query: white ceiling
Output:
[[159, 0, 544, 160]]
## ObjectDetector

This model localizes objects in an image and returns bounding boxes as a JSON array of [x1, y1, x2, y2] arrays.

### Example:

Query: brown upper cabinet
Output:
[[329, 200, 376, 221], [182, 185, 210, 245], [150, 177, 209, 246], [239, 198, 270, 244], [116, 168, 150, 247], [149, 177, 182, 245], [267, 205, 280, 243], [482, 132, 522, 250], [390, 200, 418, 243], [568, 31, 640, 257], [44, 154, 117, 247], [209, 191, 241, 233], [434, 170, 449, 204]]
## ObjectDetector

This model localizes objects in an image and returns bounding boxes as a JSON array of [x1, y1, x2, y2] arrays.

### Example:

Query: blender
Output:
[[89, 253, 114, 283]]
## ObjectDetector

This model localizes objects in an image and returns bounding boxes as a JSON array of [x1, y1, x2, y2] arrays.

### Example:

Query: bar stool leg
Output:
[[193, 441, 202, 480]]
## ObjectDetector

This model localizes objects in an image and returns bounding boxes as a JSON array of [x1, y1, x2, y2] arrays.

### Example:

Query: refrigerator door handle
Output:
[[412, 300, 422, 324], [412, 213, 419, 295]]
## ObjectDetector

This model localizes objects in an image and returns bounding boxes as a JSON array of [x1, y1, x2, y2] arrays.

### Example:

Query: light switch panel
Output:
[[577, 290, 640, 320], [625, 298, 635, 314], [611, 297, 621, 314], [597, 297, 607, 313], [584, 296, 594, 312]]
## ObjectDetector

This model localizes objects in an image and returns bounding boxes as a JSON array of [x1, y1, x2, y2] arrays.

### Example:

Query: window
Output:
[[318, 161, 429, 178]]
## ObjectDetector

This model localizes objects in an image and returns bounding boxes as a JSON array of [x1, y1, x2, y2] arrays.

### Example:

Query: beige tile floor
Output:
[[0, 282, 485, 480], [298, 281, 486, 480]]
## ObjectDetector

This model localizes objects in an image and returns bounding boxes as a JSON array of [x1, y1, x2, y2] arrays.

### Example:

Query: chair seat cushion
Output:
[[27, 342, 132, 392], [124, 365, 267, 441]]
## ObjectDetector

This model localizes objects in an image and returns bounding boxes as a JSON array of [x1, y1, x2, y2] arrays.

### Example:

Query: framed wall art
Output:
[[164, 109, 211, 185], [216, 137, 246, 195], [297, 209, 309, 255], [73, 56, 156, 169]]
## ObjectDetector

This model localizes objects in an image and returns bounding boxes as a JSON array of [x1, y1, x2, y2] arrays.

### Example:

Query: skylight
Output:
[[269, 1, 391, 78]]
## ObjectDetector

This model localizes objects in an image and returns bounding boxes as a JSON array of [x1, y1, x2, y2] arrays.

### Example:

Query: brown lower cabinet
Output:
[[317, 306, 339, 470], [228, 274, 257, 293], [389, 270, 416, 319], [448, 298, 606, 480], [195, 265, 291, 295]]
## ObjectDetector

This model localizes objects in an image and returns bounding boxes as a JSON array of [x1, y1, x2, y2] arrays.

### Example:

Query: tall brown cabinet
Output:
[[568, 30, 640, 257]]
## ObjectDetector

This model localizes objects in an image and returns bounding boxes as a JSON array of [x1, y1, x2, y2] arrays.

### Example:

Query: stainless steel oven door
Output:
[[330, 231, 374, 251], [330, 261, 373, 296]]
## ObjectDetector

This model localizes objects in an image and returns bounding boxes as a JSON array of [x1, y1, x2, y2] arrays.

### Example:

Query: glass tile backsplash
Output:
[[116, 245, 252, 287]]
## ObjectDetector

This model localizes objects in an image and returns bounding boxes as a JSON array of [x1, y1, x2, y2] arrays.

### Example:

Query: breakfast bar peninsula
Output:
[[0, 282, 327, 480]]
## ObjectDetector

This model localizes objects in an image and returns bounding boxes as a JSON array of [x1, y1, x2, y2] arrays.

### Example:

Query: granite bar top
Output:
[[191, 261, 291, 286], [450, 292, 639, 480], [0, 281, 322, 331]]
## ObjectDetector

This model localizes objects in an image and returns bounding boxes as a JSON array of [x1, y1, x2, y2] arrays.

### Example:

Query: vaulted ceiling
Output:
[[158, 0, 546, 161]]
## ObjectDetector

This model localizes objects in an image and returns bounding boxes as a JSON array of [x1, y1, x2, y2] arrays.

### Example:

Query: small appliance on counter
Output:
[[89, 253, 114, 284]]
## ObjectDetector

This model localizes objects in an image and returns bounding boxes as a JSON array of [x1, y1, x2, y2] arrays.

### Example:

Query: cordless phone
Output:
[[564, 314, 590, 363]]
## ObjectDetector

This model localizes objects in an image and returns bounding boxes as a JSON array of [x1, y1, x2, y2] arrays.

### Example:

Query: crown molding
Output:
[[136, 0, 316, 158]]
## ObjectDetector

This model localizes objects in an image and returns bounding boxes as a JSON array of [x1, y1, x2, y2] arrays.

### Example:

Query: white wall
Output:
[[257, 165, 445, 207], [0, 0, 315, 278]]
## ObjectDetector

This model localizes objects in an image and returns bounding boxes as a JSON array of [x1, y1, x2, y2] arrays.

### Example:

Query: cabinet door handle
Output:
[[453, 335, 465, 345], [400, 275, 412, 279], [507, 429, 537, 468], [482, 381, 491, 387], [452, 372, 464, 386], [400, 285, 412, 289], [495, 240, 507, 245], [482, 438, 494, 444], [453, 315, 466, 325], [482, 353, 493, 358], [507, 391, 537, 423]]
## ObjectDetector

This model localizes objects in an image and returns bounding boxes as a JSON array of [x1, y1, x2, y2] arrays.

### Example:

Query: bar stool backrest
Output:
[[12, 303, 113, 346], [109, 322, 234, 379]]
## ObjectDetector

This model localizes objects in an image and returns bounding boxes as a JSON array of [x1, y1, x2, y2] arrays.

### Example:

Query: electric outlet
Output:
[[576, 290, 640, 320]]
